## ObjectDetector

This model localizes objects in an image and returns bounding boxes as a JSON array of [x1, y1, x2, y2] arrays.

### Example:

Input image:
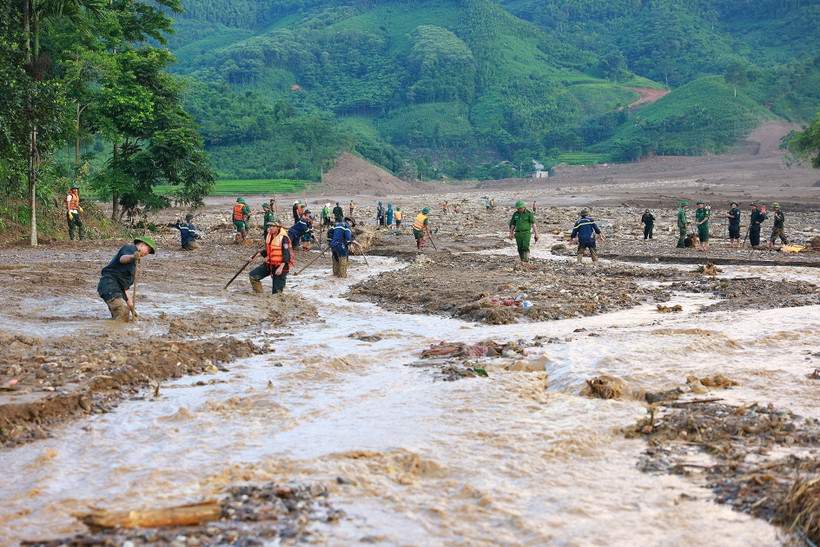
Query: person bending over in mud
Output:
[[175, 212, 201, 251], [97, 237, 156, 321]]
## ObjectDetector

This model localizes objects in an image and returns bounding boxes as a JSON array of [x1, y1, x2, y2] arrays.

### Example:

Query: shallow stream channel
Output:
[[1, 250, 818, 546]]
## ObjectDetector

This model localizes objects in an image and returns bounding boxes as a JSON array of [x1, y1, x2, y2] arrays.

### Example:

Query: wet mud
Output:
[[2, 160, 820, 543], [630, 400, 820, 544], [23, 480, 340, 546]]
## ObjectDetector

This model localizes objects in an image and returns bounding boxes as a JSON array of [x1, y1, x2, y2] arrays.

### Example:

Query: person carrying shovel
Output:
[[509, 200, 539, 263], [327, 217, 356, 277], [249, 222, 293, 295], [413, 207, 432, 250], [96, 236, 156, 321]]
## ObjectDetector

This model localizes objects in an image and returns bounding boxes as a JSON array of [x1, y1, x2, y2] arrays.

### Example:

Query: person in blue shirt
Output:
[[570, 208, 603, 263], [175, 212, 201, 251], [288, 210, 314, 251], [327, 217, 356, 277]]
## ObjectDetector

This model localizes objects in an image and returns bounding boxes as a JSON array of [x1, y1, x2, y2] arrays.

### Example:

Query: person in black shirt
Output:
[[97, 237, 156, 321], [748, 203, 767, 247], [724, 202, 741, 247], [640, 209, 655, 240]]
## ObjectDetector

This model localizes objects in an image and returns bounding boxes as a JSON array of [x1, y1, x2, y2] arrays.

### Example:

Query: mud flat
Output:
[[2, 145, 820, 544]]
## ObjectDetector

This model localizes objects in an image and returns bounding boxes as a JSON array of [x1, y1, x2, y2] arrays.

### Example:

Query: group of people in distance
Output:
[[671, 200, 789, 251], [92, 193, 795, 323]]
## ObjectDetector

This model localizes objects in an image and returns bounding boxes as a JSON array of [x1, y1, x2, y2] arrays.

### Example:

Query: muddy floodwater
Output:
[[2, 246, 819, 545]]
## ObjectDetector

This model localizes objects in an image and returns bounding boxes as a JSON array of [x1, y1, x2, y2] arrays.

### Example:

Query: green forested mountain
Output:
[[165, 0, 820, 180]]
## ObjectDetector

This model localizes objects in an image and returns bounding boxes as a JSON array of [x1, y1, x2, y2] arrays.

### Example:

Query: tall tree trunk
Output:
[[111, 142, 119, 221], [25, 0, 38, 246]]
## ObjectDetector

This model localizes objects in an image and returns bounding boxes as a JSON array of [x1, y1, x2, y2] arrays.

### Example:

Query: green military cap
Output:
[[134, 236, 157, 254]]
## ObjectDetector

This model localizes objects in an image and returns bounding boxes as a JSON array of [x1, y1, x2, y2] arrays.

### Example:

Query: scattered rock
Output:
[[583, 375, 626, 399]]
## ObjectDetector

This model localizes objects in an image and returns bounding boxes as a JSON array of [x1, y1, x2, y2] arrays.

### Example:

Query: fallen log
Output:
[[78, 500, 221, 530]]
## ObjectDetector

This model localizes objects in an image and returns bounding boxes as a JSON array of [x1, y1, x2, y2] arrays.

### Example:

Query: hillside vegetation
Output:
[[167, 0, 820, 181]]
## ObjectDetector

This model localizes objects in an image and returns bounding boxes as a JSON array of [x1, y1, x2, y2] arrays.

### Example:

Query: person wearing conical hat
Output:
[[570, 208, 603, 263], [97, 236, 156, 321], [509, 200, 539, 262]]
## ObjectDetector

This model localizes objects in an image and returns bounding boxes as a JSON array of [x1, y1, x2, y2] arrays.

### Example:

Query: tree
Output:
[[784, 113, 820, 168], [725, 61, 748, 97], [20, 0, 105, 245]]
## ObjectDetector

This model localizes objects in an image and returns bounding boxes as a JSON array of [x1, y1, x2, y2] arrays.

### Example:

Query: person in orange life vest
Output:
[[249, 222, 294, 294], [412, 208, 432, 250], [232, 198, 251, 243], [66, 184, 85, 240]]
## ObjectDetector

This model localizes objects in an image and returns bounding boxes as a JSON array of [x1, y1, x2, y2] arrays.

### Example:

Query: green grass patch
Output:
[[155, 179, 312, 196], [557, 152, 609, 165]]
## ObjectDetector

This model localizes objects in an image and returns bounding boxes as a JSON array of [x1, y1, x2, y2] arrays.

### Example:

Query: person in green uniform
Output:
[[676, 201, 689, 248], [232, 198, 251, 243], [262, 203, 277, 235], [508, 200, 539, 262], [694, 200, 710, 251]]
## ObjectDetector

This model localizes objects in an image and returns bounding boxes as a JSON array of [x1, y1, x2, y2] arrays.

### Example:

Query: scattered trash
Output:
[[657, 304, 683, 313]]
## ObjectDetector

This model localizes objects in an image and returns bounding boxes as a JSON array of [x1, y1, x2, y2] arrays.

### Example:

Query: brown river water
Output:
[[0, 246, 817, 545]]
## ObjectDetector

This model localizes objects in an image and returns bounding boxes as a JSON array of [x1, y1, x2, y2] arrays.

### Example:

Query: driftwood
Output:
[[78, 500, 221, 530]]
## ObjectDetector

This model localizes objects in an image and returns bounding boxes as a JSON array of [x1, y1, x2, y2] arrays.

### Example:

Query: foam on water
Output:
[[0, 254, 815, 545]]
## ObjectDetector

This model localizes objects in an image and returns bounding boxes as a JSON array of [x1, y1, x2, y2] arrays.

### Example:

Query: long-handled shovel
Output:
[[351, 241, 369, 267], [293, 245, 330, 275], [129, 259, 139, 318], [224, 252, 259, 289], [427, 231, 438, 251]]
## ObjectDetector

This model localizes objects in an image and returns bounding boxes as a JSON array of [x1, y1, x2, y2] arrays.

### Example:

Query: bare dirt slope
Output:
[[320, 152, 426, 195]]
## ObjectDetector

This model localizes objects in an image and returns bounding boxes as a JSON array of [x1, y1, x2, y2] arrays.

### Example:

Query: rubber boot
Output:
[[332, 258, 340, 277], [250, 277, 264, 294], [106, 298, 131, 322], [590, 248, 599, 262], [577, 250, 584, 264], [523, 251, 530, 263], [234, 233, 242, 244], [339, 257, 348, 278]]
